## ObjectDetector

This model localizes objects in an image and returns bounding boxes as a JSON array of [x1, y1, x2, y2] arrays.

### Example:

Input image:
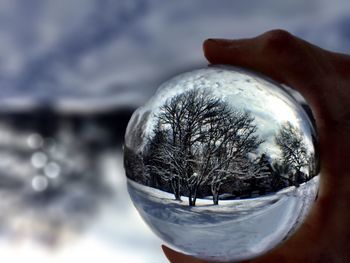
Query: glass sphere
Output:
[[123, 66, 319, 262]]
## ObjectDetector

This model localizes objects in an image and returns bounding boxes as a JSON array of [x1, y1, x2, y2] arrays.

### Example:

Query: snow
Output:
[[128, 176, 319, 262]]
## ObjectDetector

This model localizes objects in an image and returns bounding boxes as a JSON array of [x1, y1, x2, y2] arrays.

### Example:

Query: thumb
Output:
[[162, 245, 207, 263]]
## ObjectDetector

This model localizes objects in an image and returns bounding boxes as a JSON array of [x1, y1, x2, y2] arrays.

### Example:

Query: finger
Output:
[[203, 30, 336, 123], [162, 245, 207, 263], [203, 30, 326, 86]]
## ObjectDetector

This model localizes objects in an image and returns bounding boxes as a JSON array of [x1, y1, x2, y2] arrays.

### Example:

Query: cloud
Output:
[[137, 67, 316, 158]]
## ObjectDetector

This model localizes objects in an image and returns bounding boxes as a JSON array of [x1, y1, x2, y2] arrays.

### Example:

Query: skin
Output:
[[162, 30, 350, 263]]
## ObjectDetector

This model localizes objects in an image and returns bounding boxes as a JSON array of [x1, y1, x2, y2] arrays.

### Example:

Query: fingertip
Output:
[[161, 244, 171, 257], [161, 245, 205, 263], [161, 245, 182, 262], [203, 38, 232, 63], [203, 38, 232, 48], [162, 245, 180, 262], [202, 39, 217, 62]]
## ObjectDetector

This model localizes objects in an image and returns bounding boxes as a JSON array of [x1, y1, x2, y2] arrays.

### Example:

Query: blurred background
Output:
[[0, 1, 349, 262]]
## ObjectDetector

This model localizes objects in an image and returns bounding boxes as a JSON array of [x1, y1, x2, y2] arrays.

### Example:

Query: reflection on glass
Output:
[[124, 66, 320, 262]]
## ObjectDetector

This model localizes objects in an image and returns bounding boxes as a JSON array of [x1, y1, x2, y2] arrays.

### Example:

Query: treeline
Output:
[[124, 89, 318, 206]]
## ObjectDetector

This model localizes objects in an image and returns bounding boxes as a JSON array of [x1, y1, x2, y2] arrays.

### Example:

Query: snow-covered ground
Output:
[[128, 176, 319, 262]]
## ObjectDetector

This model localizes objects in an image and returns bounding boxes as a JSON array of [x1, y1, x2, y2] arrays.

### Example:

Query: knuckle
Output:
[[260, 29, 296, 53]]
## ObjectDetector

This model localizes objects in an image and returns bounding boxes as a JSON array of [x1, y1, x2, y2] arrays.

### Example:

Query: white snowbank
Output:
[[128, 176, 319, 262]]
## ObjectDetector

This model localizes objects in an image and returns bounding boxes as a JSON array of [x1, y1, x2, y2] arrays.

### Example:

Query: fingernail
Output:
[[205, 38, 232, 47]]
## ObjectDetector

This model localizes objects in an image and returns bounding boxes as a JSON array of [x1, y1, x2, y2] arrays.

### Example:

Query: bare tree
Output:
[[203, 112, 263, 205], [275, 122, 308, 186], [153, 89, 230, 205], [145, 88, 263, 206], [144, 126, 184, 200]]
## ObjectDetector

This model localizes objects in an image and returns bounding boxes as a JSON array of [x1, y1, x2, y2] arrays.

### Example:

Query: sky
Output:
[[135, 66, 316, 160], [0, 0, 349, 109]]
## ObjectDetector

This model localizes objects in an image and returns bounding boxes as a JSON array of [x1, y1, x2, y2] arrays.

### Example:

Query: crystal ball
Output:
[[123, 66, 319, 262]]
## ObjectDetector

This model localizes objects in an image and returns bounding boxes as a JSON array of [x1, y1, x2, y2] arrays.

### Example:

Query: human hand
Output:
[[163, 30, 350, 263]]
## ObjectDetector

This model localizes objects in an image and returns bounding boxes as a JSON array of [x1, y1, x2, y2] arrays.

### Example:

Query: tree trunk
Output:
[[192, 185, 198, 206], [175, 184, 181, 200], [175, 177, 181, 200], [188, 189, 193, 206], [171, 178, 181, 201], [211, 183, 220, 205], [175, 190, 181, 201], [189, 196, 195, 206], [213, 193, 219, 205], [192, 196, 197, 206], [188, 189, 196, 206]]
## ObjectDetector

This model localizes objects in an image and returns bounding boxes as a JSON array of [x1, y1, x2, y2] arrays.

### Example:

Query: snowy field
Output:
[[128, 176, 319, 262]]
